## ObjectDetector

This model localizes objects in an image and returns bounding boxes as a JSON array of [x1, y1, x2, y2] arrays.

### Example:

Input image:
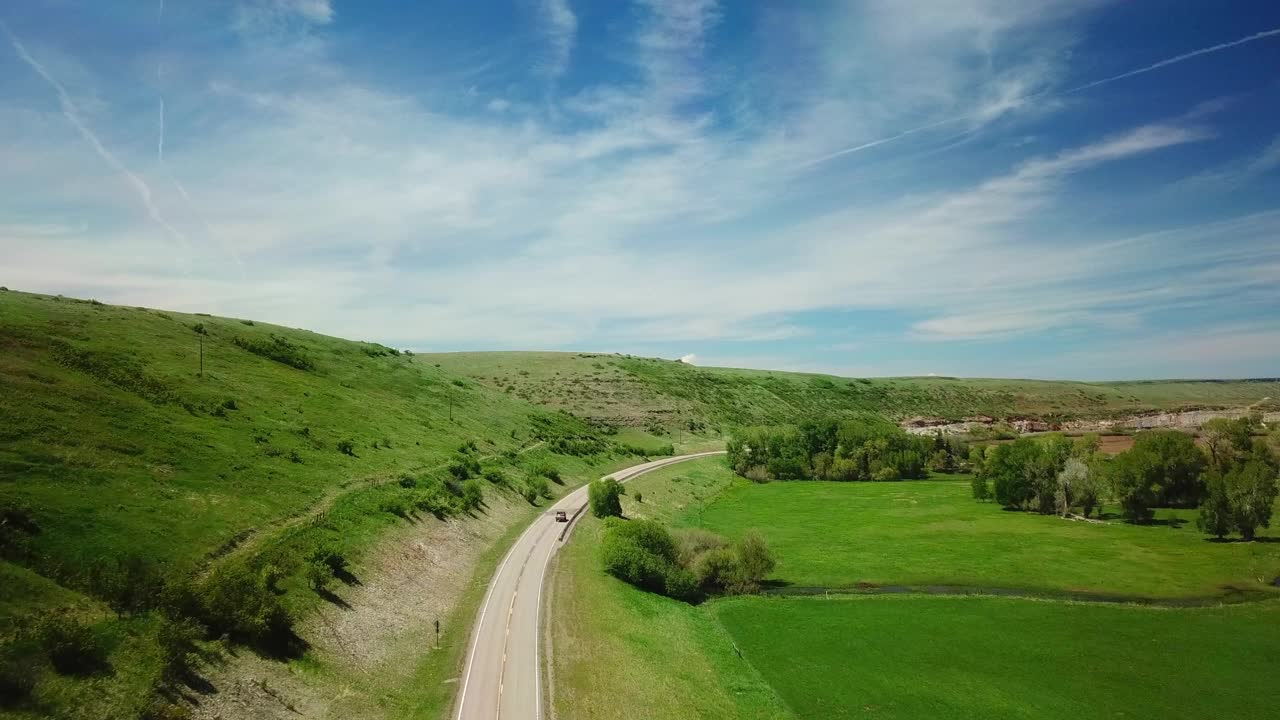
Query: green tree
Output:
[[1130, 431, 1206, 507], [987, 438, 1041, 509], [588, 478, 625, 518], [971, 472, 991, 501], [1055, 458, 1089, 516], [1196, 472, 1233, 539], [734, 531, 776, 593], [1224, 460, 1278, 541], [1107, 450, 1158, 523]]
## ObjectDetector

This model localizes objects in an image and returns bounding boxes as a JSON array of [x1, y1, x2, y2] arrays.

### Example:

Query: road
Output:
[[453, 451, 726, 720]]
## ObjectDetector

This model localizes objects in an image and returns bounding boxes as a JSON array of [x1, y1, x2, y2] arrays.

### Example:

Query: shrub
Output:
[[529, 462, 562, 484], [337, 439, 355, 456], [380, 496, 411, 518], [635, 491, 643, 503], [970, 472, 990, 501], [399, 475, 418, 488], [86, 553, 165, 615], [1197, 472, 1233, 539], [483, 468, 506, 485], [735, 531, 776, 589], [0, 654, 36, 706], [232, 335, 314, 371], [156, 617, 203, 684], [200, 564, 295, 653], [1107, 450, 1159, 523], [461, 478, 485, 511], [37, 614, 109, 676], [448, 455, 481, 480], [588, 478, 625, 518], [1223, 460, 1278, 541]]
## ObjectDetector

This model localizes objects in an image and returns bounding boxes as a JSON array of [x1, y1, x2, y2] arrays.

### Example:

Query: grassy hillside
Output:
[[0, 290, 686, 719], [423, 351, 1280, 429]]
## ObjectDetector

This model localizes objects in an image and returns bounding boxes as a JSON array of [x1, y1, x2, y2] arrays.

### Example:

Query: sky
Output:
[[1, 0, 1279, 380]]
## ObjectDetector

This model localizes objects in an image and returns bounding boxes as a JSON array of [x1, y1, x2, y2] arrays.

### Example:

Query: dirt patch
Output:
[[192, 493, 530, 720]]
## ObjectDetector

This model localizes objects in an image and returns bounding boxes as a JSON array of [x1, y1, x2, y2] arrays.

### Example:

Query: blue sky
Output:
[[2, 0, 1278, 380]]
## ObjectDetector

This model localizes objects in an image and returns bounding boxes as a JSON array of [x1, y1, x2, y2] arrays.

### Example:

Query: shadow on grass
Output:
[[1204, 536, 1280, 544], [317, 587, 353, 611], [334, 567, 361, 586]]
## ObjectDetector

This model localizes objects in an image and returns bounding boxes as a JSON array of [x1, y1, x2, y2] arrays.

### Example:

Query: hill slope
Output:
[[0, 291, 678, 719], [423, 351, 1279, 429]]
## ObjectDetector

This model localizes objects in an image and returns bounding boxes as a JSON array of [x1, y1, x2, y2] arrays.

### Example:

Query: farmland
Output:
[[550, 457, 1280, 719]]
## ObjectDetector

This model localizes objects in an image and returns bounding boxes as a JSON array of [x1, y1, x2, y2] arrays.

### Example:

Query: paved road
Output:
[[454, 451, 726, 720]]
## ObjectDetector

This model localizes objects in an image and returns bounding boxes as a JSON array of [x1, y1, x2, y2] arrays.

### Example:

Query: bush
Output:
[[600, 519, 696, 600], [461, 478, 485, 511], [85, 553, 165, 615], [200, 564, 295, 654], [1107, 450, 1159, 523], [232, 334, 314, 371], [970, 473, 990, 501], [0, 654, 36, 706], [529, 462, 562, 484], [734, 531, 776, 593], [156, 617, 203, 684], [483, 468, 507, 485], [448, 455, 481, 480], [634, 492, 643, 503], [37, 614, 109, 676], [588, 478, 625, 518], [337, 439, 355, 456]]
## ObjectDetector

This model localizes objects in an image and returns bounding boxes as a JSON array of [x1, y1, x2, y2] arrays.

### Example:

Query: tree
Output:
[[1107, 450, 1158, 523], [734, 531, 776, 593], [1196, 472, 1233, 539], [1130, 431, 1206, 507], [1056, 458, 1089, 516], [588, 478, 625, 518], [987, 439, 1042, 509], [971, 472, 991, 501], [1224, 460, 1278, 541]]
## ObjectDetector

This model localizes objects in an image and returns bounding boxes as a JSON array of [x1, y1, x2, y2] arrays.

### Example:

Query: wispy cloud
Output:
[[1, 20, 189, 254], [804, 24, 1280, 168], [538, 0, 577, 78]]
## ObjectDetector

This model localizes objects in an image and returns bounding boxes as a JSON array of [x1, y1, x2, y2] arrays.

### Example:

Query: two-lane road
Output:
[[454, 451, 726, 720]]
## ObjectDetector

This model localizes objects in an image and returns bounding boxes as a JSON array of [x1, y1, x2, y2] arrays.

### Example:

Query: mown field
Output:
[[551, 457, 1280, 719], [0, 290, 696, 720], [715, 595, 1280, 720], [423, 351, 1280, 430]]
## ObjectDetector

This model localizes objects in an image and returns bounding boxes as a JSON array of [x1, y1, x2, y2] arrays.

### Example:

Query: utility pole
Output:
[[434, 618, 440, 649]]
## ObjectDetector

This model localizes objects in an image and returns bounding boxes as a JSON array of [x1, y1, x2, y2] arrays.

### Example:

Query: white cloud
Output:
[[539, 0, 577, 78]]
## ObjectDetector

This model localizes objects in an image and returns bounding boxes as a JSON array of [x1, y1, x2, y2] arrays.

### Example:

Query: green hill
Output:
[[0, 291, 677, 719], [423, 351, 1279, 429]]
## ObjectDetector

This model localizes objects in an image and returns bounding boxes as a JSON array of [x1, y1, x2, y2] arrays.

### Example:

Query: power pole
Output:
[[434, 618, 440, 649]]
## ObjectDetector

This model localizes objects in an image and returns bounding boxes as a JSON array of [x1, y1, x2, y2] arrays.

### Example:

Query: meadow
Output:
[[551, 457, 1280, 719], [715, 594, 1280, 720], [679, 472, 1280, 599]]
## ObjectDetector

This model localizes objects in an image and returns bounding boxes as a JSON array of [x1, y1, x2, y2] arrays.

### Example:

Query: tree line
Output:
[[726, 417, 968, 482], [970, 416, 1279, 540]]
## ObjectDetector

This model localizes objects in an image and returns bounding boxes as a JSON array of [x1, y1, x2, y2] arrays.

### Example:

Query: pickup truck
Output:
[[555, 510, 568, 522]]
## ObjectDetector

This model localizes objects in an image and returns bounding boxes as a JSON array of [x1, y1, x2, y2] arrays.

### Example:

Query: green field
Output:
[[551, 457, 1280, 719], [549, 461, 792, 720], [715, 595, 1280, 720], [679, 472, 1280, 599], [425, 351, 1280, 429]]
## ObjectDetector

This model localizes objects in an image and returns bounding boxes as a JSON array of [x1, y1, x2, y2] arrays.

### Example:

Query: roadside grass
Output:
[[549, 459, 793, 720], [678, 467, 1280, 599], [714, 594, 1280, 720]]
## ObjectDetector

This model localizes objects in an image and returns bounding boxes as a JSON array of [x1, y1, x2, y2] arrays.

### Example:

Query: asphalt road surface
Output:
[[453, 451, 727, 720]]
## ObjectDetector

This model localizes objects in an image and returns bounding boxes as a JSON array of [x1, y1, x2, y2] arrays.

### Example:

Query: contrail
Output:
[[1, 20, 190, 252], [804, 25, 1280, 169]]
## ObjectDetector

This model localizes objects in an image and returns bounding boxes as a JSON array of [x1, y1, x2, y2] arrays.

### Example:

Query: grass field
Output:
[[424, 351, 1280, 429], [678, 469, 1280, 599], [549, 460, 793, 720], [552, 457, 1280, 719], [715, 594, 1280, 720]]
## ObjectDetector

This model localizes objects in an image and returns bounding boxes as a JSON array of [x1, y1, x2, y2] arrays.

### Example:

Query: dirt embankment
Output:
[[192, 493, 532, 720]]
